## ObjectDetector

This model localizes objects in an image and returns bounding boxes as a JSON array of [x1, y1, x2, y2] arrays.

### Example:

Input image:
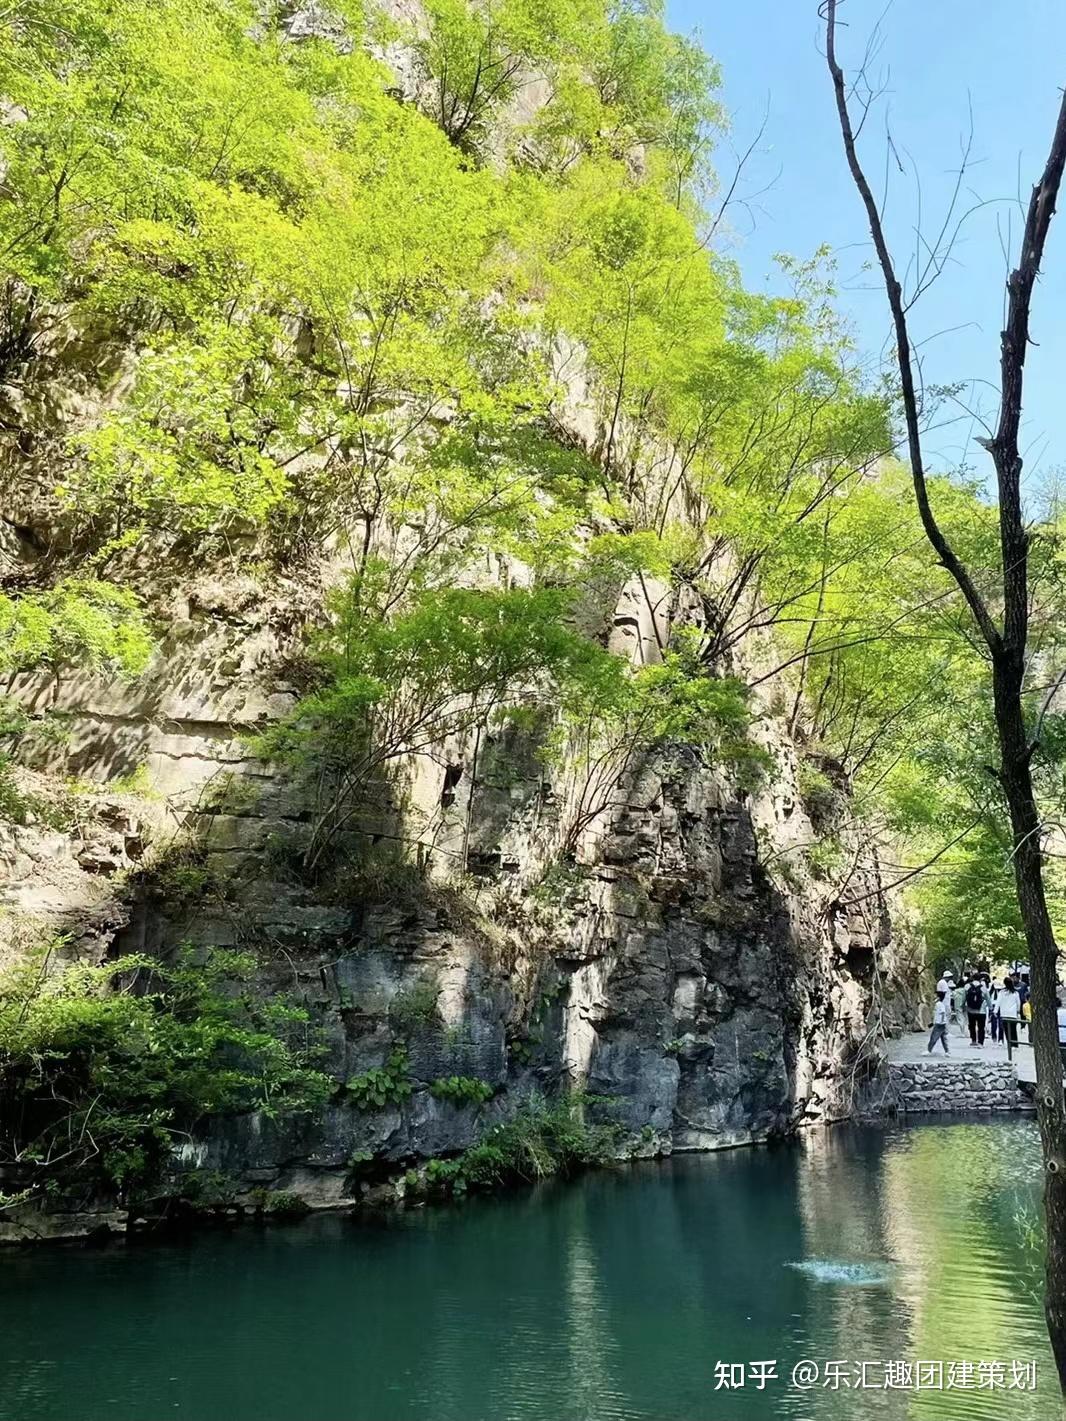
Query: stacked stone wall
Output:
[[887, 1061, 1024, 1114]]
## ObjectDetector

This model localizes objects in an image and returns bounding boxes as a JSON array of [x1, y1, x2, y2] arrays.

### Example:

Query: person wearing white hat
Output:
[[936, 972, 959, 1029]]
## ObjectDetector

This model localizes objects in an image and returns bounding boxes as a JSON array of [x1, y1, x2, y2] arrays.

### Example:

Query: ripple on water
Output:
[[786, 1259, 895, 1285]]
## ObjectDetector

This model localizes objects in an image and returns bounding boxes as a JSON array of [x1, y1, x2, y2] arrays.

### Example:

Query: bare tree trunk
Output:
[[823, 0, 1066, 1384], [995, 655, 1066, 1375]]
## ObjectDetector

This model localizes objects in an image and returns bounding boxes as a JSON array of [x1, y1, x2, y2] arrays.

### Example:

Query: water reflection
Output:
[[0, 1120, 1058, 1421], [794, 1118, 1054, 1420]]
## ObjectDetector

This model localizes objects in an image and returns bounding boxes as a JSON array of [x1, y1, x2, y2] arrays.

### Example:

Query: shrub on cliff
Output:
[[0, 946, 330, 1203], [407, 1092, 621, 1200]]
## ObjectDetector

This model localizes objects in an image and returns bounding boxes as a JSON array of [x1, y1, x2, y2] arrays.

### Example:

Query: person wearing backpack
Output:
[[965, 974, 989, 1046]]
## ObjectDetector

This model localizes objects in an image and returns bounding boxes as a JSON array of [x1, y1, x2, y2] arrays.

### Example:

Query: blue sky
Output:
[[666, 0, 1066, 495]]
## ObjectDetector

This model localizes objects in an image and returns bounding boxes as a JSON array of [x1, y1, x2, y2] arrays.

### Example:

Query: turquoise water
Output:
[[0, 1119, 1057, 1420]]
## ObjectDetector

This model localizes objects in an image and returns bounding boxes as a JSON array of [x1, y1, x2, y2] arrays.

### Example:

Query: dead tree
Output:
[[822, 0, 1066, 1385]]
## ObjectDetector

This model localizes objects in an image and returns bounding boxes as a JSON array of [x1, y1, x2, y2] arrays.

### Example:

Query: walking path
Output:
[[886, 1023, 1037, 1084]]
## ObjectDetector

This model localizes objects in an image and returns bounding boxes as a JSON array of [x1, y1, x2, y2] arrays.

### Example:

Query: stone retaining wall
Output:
[[888, 1061, 1023, 1114]]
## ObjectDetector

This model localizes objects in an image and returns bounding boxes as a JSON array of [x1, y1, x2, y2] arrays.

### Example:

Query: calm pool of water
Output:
[[0, 1119, 1056, 1420]]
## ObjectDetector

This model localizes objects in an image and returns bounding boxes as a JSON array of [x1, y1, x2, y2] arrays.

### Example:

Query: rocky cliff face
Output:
[[0, 548, 917, 1229]]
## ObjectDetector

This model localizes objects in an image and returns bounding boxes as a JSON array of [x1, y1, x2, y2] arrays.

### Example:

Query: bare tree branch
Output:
[[822, 0, 1002, 652]]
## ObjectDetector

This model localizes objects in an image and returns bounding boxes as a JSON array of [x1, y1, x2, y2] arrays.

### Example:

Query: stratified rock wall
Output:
[[2, 576, 917, 1219]]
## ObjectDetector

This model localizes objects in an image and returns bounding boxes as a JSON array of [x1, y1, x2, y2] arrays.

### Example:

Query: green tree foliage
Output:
[[0, 947, 330, 1199], [912, 823, 1029, 973], [754, 451, 1066, 956], [0, 0, 885, 719], [67, 323, 295, 542], [1, 0, 513, 649], [0, 580, 152, 674], [0, 0, 904, 909], [259, 583, 648, 872], [416, 0, 722, 180]]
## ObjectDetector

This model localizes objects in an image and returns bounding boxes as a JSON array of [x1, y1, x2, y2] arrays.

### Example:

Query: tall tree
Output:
[[822, 0, 1066, 1384]]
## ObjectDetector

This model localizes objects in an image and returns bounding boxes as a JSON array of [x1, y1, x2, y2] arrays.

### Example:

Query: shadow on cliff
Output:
[[560, 739, 803, 1148], [559, 738, 899, 1148]]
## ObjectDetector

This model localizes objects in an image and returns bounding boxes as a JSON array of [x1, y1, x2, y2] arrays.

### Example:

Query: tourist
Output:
[[951, 975, 968, 1033], [965, 974, 989, 1046], [999, 976, 1022, 1053], [928, 990, 950, 1055], [988, 978, 1001, 1042]]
